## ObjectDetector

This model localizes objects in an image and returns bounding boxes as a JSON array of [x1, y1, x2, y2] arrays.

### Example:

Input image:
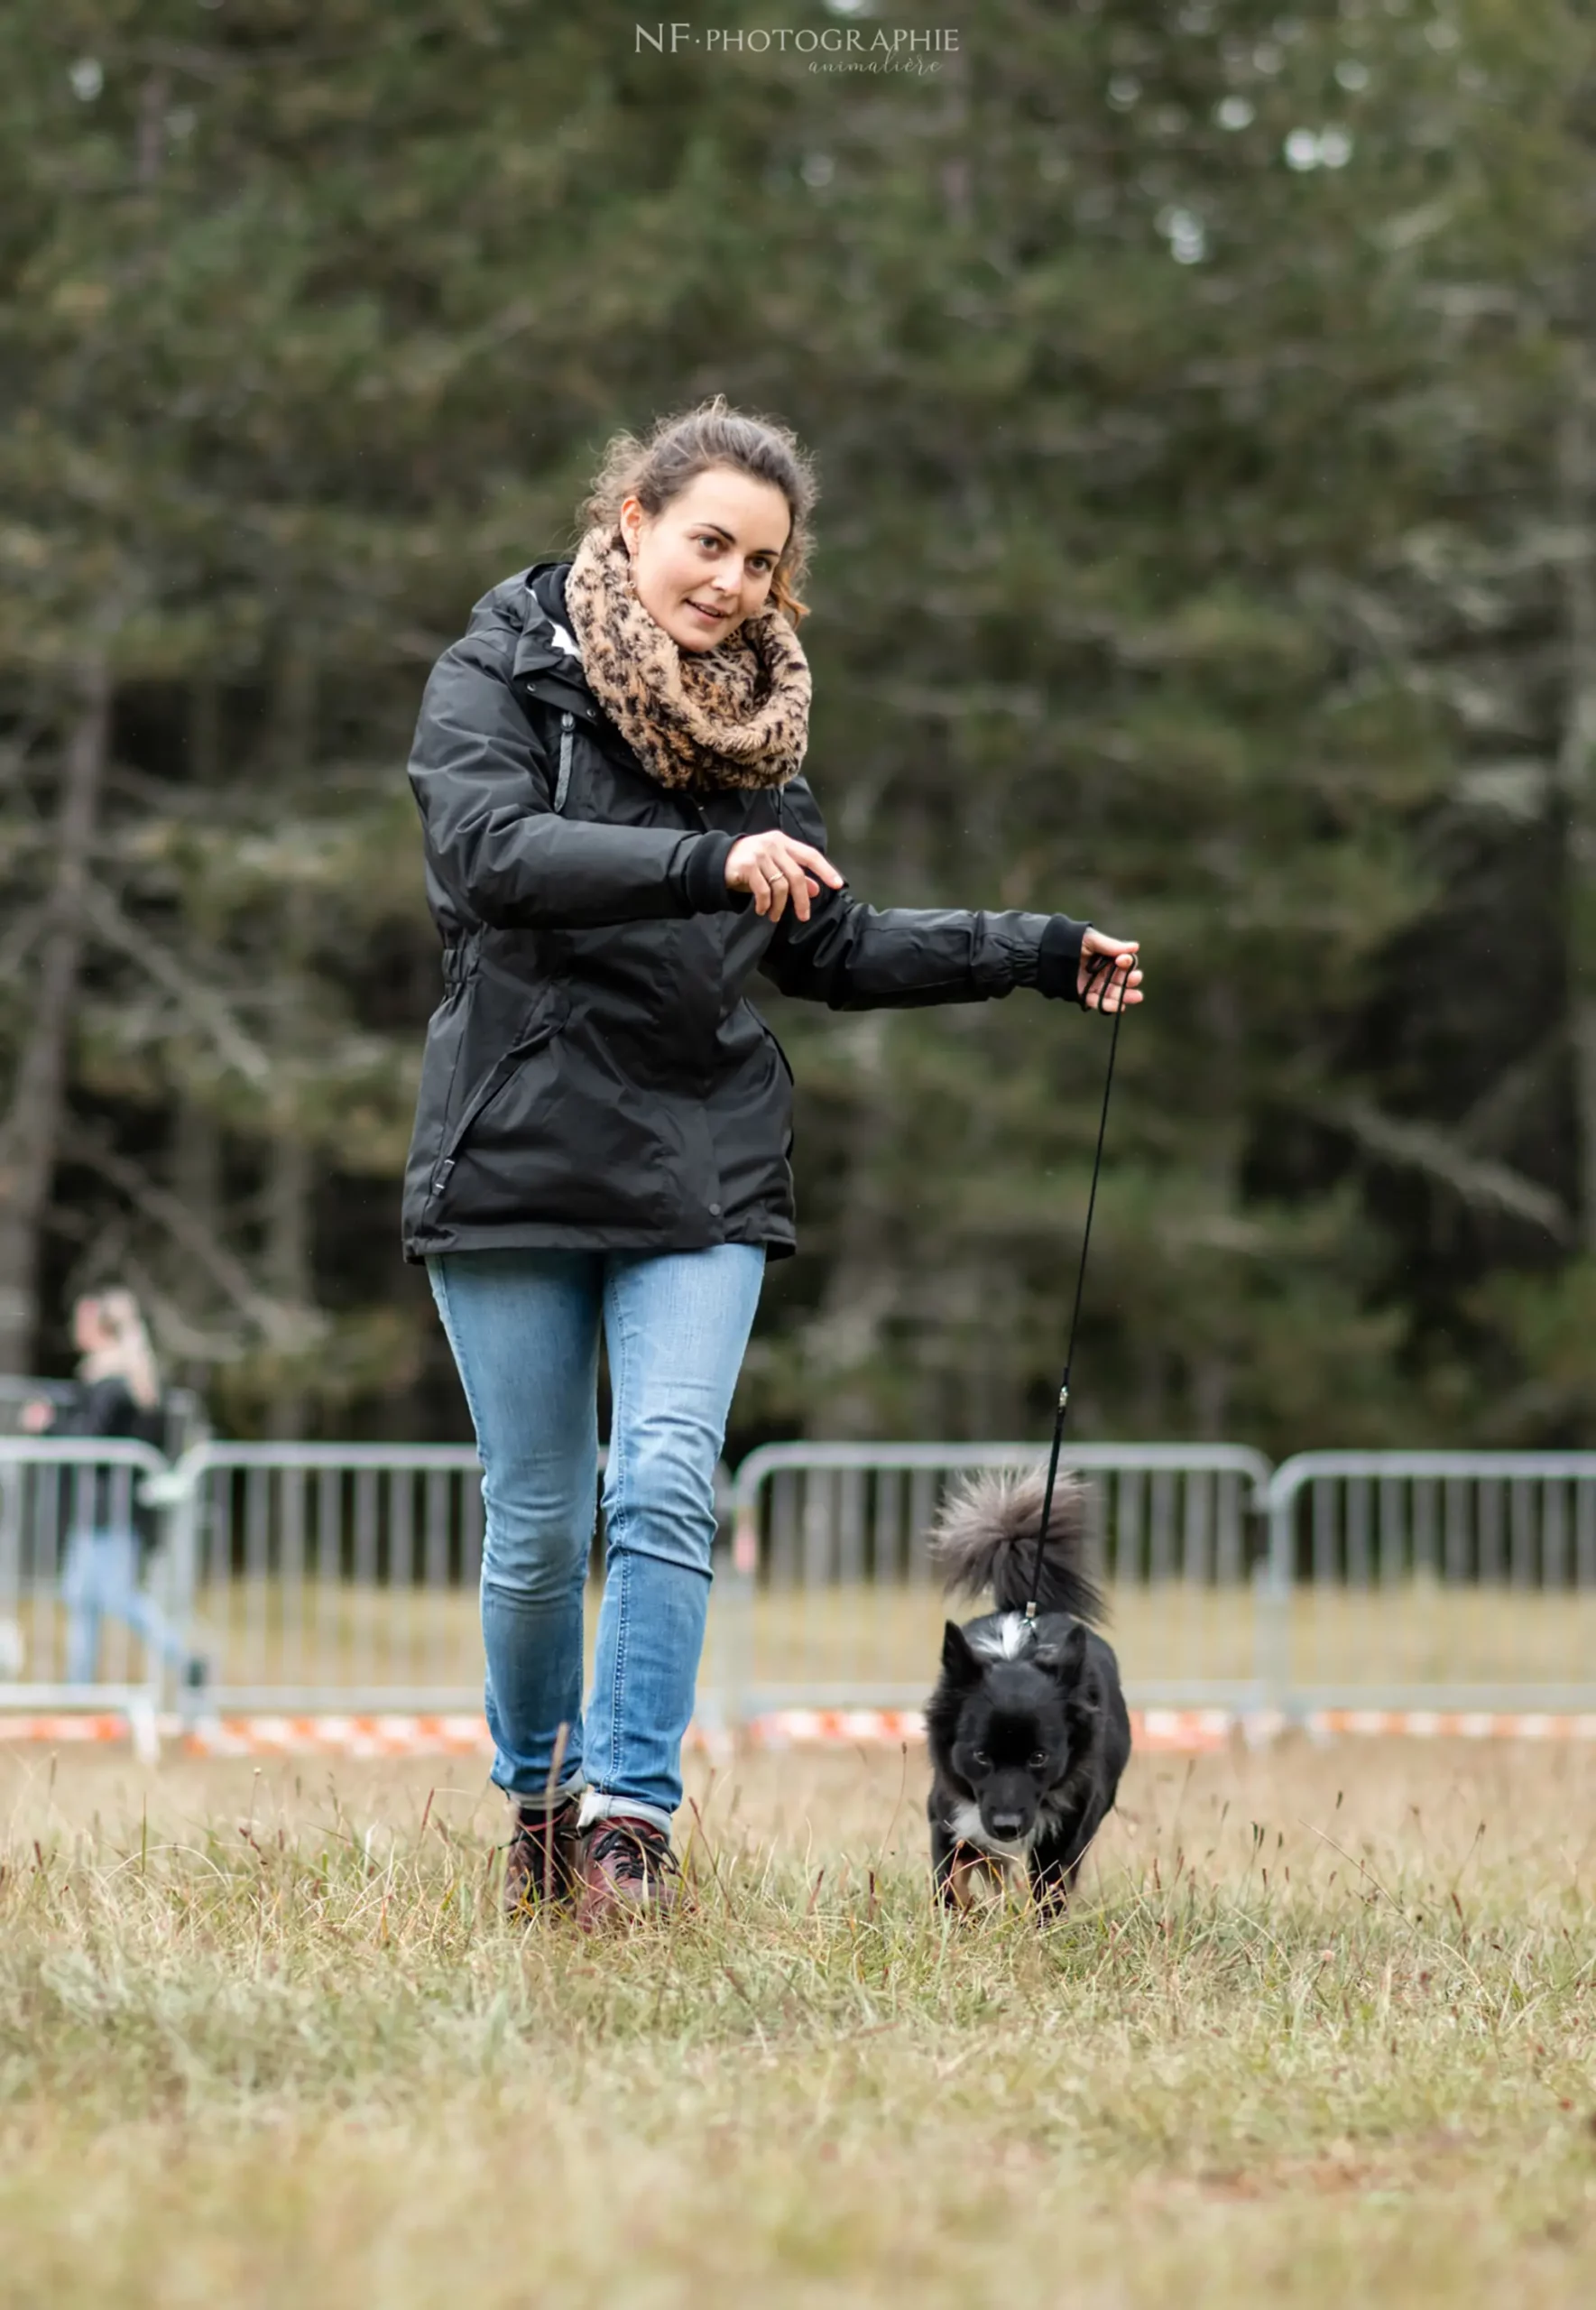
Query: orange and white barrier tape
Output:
[[1306, 1708, 1596, 1742], [184, 1708, 1246, 1756], [6, 1705, 1596, 1757], [182, 1713, 491, 1759], [741, 1707, 926, 1748], [738, 1706, 1596, 1749], [742, 1707, 1240, 1751], [0, 1713, 138, 1745]]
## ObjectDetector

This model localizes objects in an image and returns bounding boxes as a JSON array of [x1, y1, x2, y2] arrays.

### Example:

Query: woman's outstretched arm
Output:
[[754, 779, 1143, 1013]]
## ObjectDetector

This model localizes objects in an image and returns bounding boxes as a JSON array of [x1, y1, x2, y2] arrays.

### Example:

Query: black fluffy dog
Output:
[[926, 1468, 1131, 1912]]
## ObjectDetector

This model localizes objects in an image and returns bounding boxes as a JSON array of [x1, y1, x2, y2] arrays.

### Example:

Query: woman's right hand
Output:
[[724, 831, 844, 923], [19, 1398, 53, 1434], [1078, 929, 1144, 1012]]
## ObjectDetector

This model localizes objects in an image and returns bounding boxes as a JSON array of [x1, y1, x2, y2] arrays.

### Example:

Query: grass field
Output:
[[4, 1736, 1596, 2306]]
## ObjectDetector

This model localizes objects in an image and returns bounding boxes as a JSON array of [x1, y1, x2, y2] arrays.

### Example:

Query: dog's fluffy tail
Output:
[[930, 1466, 1105, 1622]]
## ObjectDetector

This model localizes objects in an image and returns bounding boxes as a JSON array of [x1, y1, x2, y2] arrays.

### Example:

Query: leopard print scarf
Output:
[[562, 524, 811, 792]]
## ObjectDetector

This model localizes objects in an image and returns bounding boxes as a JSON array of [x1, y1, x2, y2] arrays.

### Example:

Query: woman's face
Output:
[[620, 467, 792, 653], [72, 1295, 109, 1353]]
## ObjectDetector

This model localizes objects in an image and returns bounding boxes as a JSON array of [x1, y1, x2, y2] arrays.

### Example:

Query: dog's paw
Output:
[[936, 1843, 1017, 1915]]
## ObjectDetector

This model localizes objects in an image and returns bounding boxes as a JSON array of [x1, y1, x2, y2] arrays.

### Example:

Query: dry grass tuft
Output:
[[3, 1737, 1596, 2305]]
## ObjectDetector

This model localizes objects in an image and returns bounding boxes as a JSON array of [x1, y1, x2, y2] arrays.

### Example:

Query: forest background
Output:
[[3, 0, 1595, 1459]]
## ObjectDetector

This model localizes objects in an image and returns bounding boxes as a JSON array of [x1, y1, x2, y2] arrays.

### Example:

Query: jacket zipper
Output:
[[554, 711, 574, 812]]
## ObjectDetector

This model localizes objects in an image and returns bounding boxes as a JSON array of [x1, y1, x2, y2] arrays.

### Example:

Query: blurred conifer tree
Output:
[[0, 0, 1591, 1450]]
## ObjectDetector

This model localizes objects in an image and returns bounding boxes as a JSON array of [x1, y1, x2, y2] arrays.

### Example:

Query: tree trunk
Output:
[[938, 32, 973, 231], [0, 661, 112, 1372], [1556, 365, 1596, 1248], [264, 635, 318, 1437], [166, 678, 228, 1387]]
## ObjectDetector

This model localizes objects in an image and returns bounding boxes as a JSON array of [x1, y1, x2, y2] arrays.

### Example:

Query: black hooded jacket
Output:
[[400, 561, 1088, 1265], [42, 1378, 167, 1551]]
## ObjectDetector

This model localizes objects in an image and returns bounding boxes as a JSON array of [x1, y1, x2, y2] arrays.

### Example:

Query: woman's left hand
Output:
[[1078, 929, 1144, 1012]]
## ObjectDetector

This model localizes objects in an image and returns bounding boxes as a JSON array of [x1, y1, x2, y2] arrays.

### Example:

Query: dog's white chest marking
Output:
[[947, 1797, 1038, 1860]]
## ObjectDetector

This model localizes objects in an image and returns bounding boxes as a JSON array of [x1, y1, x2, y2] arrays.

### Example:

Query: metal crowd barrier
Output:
[[1263, 1451, 1596, 1713], [152, 1443, 492, 1712], [8, 1438, 1596, 1736], [0, 1436, 172, 1754], [724, 1441, 1276, 1718], [142, 1441, 738, 1718]]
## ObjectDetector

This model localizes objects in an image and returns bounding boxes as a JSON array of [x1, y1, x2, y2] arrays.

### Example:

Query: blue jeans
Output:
[[61, 1529, 192, 1686], [426, 1245, 765, 1833]]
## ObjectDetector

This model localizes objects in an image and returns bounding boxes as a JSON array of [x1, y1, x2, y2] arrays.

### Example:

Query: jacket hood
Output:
[[522, 560, 584, 668], [466, 560, 594, 720]]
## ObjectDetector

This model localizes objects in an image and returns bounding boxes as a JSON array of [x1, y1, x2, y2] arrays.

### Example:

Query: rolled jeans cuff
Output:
[[578, 1788, 674, 1838], [507, 1770, 588, 1816]]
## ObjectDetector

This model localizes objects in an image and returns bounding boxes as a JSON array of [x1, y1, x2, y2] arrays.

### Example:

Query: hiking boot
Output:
[[502, 1795, 583, 1917], [575, 1814, 681, 1928]]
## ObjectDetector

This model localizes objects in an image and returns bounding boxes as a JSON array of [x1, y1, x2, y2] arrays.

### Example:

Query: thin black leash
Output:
[[1026, 950, 1131, 1622]]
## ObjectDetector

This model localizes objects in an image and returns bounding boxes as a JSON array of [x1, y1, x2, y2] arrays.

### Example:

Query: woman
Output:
[[21, 1289, 204, 1689], [401, 396, 1143, 1927]]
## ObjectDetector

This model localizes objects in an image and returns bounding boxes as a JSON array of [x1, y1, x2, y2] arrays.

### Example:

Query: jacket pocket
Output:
[[753, 1017, 795, 1162], [759, 1019, 795, 1089], [424, 985, 571, 1206]]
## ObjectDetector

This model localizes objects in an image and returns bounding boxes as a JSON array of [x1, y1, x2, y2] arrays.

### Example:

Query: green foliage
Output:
[[2, 0, 1594, 1447]]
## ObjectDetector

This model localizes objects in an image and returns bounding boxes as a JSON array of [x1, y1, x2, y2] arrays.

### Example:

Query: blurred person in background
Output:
[[402, 396, 1143, 1927], [21, 1288, 207, 1690]]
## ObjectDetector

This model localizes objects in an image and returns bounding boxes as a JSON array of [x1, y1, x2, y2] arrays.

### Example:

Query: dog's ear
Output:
[[1054, 1625, 1102, 1733], [1050, 1623, 1089, 1683], [940, 1621, 983, 1684]]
